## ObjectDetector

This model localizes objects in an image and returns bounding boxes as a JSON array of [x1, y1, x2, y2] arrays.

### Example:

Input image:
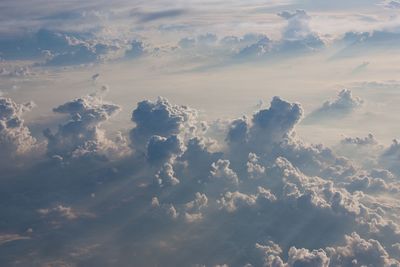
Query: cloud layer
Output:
[[0, 93, 399, 266]]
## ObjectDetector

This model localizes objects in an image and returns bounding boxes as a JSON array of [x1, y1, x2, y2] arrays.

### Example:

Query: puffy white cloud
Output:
[[217, 191, 257, 213], [247, 153, 266, 179], [130, 97, 197, 151], [183, 192, 208, 223], [326, 232, 400, 266], [1, 95, 400, 266], [0, 97, 42, 168], [155, 163, 180, 187], [227, 96, 303, 157], [210, 159, 239, 186], [44, 88, 129, 160], [259, 233, 400, 267]]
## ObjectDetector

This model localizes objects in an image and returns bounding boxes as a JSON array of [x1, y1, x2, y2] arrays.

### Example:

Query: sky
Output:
[[1, 1, 400, 266]]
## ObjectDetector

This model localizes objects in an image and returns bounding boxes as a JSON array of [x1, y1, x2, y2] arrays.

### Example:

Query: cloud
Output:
[[226, 96, 303, 163], [0, 96, 42, 169], [147, 135, 183, 164], [380, 139, 400, 176], [334, 134, 384, 169], [0, 28, 143, 66], [130, 97, 198, 151], [133, 9, 187, 23], [304, 89, 363, 123], [155, 163, 180, 187], [175, 11, 325, 64], [278, 10, 312, 40], [275, 9, 325, 54], [210, 159, 240, 187], [124, 40, 146, 59], [1, 95, 400, 266], [261, 232, 400, 267], [384, 0, 400, 9], [335, 30, 400, 58], [0, 234, 30, 246], [44, 88, 129, 160]]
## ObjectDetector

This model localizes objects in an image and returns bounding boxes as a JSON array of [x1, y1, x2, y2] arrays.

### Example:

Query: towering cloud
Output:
[[0, 96, 400, 267], [130, 97, 197, 151], [227, 96, 303, 155], [44, 88, 128, 160], [276, 9, 325, 53], [0, 97, 41, 168]]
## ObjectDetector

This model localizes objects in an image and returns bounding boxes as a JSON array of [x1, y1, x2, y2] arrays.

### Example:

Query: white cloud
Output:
[[0, 97, 43, 169], [44, 88, 129, 160]]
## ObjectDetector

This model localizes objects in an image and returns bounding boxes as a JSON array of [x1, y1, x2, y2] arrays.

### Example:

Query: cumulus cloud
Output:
[[210, 159, 239, 187], [278, 10, 313, 40], [44, 88, 129, 160], [335, 30, 400, 58], [0, 28, 145, 66], [174, 10, 324, 64], [155, 163, 180, 187], [275, 10, 324, 53], [2, 1, 400, 266], [260, 232, 400, 267], [1, 95, 400, 266], [384, 1, 400, 9], [0, 96, 42, 168], [379, 139, 400, 176], [147, 135, 183, 164], [304, 89, 363, 123], [227, 96, 303, 155], [130, 97, 198, 151]]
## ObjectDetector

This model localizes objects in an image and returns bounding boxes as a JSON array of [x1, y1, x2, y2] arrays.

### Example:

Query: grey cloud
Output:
[[335, 30, 400, 58], [178, 33, 218, 49], [304, 89, 363, 123], [210, 159, 240, 187], [326, 232, 400, 266], [274, 9, 325, 54], [227, 96, 303, 162], [147, 135, 183, 164], [335, 134, 384, 169], [130, 97, 197, 151], [277, 10, 312, 40], [341, 133, 378, 146], [384, 1, 400, 9], [261, 232, 400, 267], [379, 139, 400, 175], [0, 28, 144, 66], [155, 163, 180, 187], [1, 95, 400, 266], [134, 9, 187, 23]]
